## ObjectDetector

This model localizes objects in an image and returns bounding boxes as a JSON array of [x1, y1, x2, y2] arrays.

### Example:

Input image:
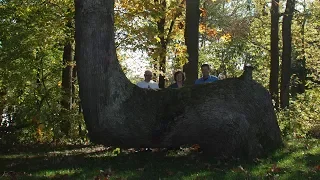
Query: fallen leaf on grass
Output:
[[314, 165, 320, 171], [166, 170, 174, 176], [270, 164, 282, 173], [137, 168, 145, 171], [191, 144, 201, 151], [151, 148, 160, 152], [95, 167, 113, 180], [253, 158, 262, 163], [232, 165, 247, 173]]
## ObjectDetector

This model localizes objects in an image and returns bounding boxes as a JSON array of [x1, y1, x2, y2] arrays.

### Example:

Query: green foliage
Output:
[[115, 0, 187, 78], [198, 0, 269, 82], [278, 86, 320, 137], [0, 0, 86, 145]]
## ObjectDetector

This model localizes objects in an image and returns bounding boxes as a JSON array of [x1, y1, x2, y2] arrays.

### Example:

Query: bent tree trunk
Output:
[[75, 0, 282, 158]]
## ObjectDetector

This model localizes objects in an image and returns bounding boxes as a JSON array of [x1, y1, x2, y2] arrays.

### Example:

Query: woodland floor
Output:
[[0, 138, 319, 180]]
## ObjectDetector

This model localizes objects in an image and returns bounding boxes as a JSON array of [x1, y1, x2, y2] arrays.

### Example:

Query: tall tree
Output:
[[75, 0, 281, 158], [280, 0, 296, 108], [61, 44, 74, 110], [155, 0, 167, 88], [184, 0, 200, 85], [61, 19, 74, 111], [0, 0, 80, 142], [292, 0, 308, 95], [270, 0, 280, 109]]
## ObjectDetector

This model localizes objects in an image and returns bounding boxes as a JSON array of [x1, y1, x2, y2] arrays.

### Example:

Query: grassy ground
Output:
[[0, 138, 319, 180]]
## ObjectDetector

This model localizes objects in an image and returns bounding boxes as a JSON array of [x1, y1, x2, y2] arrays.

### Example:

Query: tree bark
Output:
[[298, 0, 306, 93], [75, 0, 282, 159], [184, 0, 200, 85], [61, 42, 73, 110], [269, 0, 280, 109], [280, 0, 295, 109], [156, 0, 167, 88]]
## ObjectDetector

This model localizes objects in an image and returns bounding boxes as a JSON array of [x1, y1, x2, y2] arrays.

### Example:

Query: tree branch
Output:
[[165, 0, 185, 44]]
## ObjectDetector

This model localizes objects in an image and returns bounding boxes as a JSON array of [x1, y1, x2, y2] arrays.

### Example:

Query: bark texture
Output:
[[75, 0, 282, 159], [184, 0, 200, 85], [270, 0, 280, 109], [61, 42, 73, 110], [281, 0, 295, 108]]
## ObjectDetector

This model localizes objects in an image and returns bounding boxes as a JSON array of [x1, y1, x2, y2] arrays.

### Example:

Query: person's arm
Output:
[[213, 76, 218, 82]]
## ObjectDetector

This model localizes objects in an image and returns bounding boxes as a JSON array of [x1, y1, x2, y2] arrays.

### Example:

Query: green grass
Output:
[[0, 138, 319, 180]]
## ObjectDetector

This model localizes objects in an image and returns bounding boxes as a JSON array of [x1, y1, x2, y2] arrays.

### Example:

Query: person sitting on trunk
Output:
[[195, 64, 218, 84], [168, 71, 185, 88], [136, 70, 159, 89]]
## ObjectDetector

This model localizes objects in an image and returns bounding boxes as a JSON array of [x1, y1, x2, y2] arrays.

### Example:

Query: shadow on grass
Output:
[[0, 146, 251, 180], [0, 138, 319, 180]]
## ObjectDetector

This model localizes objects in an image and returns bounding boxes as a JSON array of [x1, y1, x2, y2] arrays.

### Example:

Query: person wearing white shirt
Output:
[[136, 70, 159, 89]]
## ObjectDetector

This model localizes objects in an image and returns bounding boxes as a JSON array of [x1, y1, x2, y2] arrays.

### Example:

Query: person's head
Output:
[[144, 70, 153, 82], [174, 71, 185, 83], [201, 64, 211, 77], [218, 73, 226, 80]]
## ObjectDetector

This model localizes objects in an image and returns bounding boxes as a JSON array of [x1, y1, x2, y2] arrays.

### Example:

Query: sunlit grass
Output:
[[34, 169, 81, 178]]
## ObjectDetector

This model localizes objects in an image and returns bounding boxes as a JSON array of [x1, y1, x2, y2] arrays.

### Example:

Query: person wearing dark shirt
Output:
[[168, 71, 185, 88]]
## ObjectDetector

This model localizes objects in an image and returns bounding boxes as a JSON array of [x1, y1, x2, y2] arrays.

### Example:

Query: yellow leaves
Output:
[[199, 24, 217, 37], [207, 28, 217, 37], [57, 81, 62, 87], [199, 24, 206, 34], [221, 33, 232, 42], [199, 8, 207, 17], [155, 36, 161, 42]]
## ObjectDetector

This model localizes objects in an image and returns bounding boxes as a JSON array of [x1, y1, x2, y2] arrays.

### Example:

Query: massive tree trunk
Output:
[[280, 0, 295, 109], [184, 0, 200, 85], [75, 0, 282, 159], [269, 0, 280, 109]]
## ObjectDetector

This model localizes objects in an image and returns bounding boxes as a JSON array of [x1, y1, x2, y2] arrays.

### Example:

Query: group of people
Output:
[[137, 64, 225, 89]]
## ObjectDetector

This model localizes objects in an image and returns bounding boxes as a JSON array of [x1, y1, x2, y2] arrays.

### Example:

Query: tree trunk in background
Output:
[[61, 17, 74, 136], [269, 0, 280, 109], [60, 42, 73, 136], [75, 0, 282, 159], [280, 0, 295, 109], [156, 0, 167, 88], [298, 1, 306, 94], [200, 0, 207, 48], [61, 42, 73, 110], [184, 0, 200, 85], [72, 58, 77, 104]]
